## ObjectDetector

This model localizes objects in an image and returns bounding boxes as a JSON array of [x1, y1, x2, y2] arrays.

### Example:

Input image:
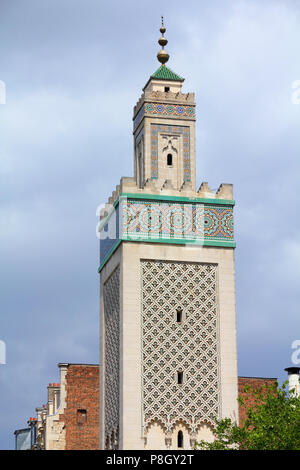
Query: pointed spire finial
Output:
[[157, 17, 169, 66]]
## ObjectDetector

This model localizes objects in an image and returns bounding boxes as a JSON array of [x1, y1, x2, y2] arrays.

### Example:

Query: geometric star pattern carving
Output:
[[141, 260, 220, 433], [104, 267, 120, 447]]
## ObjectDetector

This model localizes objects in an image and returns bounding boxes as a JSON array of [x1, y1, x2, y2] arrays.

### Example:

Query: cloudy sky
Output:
[[0, 0, 300, 449]]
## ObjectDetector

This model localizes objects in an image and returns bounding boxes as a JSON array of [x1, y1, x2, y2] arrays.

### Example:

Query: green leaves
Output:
[[195, 380, 300, 450]]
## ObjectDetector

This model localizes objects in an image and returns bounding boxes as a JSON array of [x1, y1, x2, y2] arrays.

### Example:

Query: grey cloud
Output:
[[0, 0, 300, 449]]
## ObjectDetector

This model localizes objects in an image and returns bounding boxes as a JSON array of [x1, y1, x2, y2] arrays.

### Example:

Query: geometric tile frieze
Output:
[[99, 197, 234, 269], [133, 103, 196, 131], [122, 198, 234, 242]]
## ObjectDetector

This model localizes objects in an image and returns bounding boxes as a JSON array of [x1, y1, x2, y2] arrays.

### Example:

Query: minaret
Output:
[[133, 17, 196, 192], [99, 20, 238, 450]]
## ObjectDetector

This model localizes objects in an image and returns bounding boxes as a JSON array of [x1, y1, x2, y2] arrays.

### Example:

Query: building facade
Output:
[[238, 376, 278, 425], [16, 363, 99, 450], [14, 371, 282, 450], [14, 420, 37, 450], [99, 21, 238, 450]]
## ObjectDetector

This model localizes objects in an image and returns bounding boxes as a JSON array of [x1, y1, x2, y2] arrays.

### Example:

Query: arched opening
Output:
[[177, 430, 183, 448], [167, 153, 173, 166], [144, 420, 167, 450]]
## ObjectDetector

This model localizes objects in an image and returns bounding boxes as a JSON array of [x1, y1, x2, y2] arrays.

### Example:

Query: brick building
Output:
[[15, 364, 281, 449], [32, 363, 99, 450], [60, 363, 99, 450], [238, 376, 277, 425]]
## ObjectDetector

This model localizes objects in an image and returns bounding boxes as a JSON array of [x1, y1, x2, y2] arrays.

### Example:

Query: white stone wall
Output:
[[44, 365, 68, 450], [100, 246, 123, 449], [100, 241, 238, 450]]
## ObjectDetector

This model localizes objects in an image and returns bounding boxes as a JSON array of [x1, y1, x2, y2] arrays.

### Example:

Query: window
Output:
[[176, 308, 183, 323], [138, 153, 143, 188], [177, 371, 183, 385], [164, 86, 170, 92], [77, 409, 87, 425], [177, 430, 183, 448], [167, 153, 173, 166]]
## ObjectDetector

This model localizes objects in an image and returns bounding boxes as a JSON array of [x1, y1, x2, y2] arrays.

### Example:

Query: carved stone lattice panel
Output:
[[141, 260, 220, 432], [104, 267, 120, 445]]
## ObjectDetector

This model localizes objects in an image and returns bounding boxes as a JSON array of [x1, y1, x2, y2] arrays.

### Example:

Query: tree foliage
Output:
[[196, 381, 300, 450]]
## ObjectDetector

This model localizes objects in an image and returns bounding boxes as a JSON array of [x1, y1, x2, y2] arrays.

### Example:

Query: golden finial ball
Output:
[[157, 49, 169, 65], [157, 17, 169, 65], [158, 36, 168, 47]]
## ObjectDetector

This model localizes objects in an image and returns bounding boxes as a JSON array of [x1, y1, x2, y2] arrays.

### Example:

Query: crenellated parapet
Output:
[[100, 179, 234, 221], [98, 181, 235, 271], [198, 182, 233, 200]]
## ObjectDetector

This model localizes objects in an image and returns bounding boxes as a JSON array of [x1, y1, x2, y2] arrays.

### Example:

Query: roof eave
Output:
[[143, 75, 185, 91]]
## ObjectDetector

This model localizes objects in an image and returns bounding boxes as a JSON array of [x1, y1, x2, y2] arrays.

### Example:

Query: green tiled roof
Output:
[[151, 65, 184, 82]]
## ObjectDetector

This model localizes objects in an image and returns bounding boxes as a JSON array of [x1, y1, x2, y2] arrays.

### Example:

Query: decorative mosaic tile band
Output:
[[145, 103, 195, 118], [122, 198, 234, 242], [133, 103, 195, 130], [99, 196, 235, 271], [151, 124, 190, 181]]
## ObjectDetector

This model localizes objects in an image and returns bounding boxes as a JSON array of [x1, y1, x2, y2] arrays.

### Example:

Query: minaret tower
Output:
[[134, 17, 196, 192], [99, 20, 238, 450]]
